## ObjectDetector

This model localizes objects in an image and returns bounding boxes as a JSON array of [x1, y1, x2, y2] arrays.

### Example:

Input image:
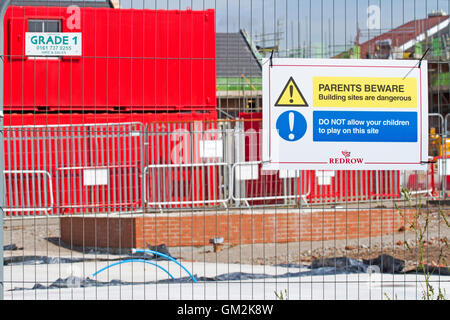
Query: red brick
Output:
[[60, 209, 416, 248]]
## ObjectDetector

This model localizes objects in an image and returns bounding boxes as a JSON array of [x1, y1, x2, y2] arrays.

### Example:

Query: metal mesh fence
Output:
[[0, 0, 449, 302]]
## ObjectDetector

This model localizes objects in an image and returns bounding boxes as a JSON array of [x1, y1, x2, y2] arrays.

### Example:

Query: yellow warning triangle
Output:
[[275, 77, 308, 107]]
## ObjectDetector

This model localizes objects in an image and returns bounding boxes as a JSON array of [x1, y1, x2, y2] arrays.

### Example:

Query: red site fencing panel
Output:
[[429, 155, 450, 197], [4, 112, 224, 215], [4, 121, 143, 215], [3, 113, 407, 216], [144, 119, 224, 209]]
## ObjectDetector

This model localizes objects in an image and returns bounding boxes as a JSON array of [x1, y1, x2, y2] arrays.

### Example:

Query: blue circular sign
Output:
[[276, 110, 307, 142]]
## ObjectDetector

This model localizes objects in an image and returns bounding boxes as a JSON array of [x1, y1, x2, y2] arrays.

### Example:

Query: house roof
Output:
[[216, 31, 262, 79], [360, 14, 450, 58], [10, 0, 112, 8]]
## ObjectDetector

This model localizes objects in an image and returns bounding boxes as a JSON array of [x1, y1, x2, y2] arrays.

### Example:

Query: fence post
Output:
[[431, 113, 446, 198], [444, 114, 449, 199], [0, 0, 11, 301]]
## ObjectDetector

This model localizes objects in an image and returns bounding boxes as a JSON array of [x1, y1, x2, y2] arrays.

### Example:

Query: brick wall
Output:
[[60, 209, 416, 249]]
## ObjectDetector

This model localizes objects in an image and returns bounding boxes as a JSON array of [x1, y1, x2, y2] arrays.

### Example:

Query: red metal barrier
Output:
[[4, 6, 216, 112], [424, 156, 445, 196], [145, 118, 220, 208], [307, 170, 400, 203], [4, 111, 218, 215]]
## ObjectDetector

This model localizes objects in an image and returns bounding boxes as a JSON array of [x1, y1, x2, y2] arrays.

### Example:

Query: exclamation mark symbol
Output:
[[289, 85, 294, 104], [288, 112, 295, 140]]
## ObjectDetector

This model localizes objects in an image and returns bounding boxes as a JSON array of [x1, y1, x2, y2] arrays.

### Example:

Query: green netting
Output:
[[433, 37, 443, 57], [431, 72, 450, 87], [216, 77, 262, 91]]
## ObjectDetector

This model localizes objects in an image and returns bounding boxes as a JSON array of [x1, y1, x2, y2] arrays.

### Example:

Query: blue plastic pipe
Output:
[[132, 249, 197, 282], [91, 259, 175, 279]]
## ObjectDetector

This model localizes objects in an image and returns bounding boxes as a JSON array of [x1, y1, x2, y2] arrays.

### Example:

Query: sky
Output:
[[115, 0, 450, 56]]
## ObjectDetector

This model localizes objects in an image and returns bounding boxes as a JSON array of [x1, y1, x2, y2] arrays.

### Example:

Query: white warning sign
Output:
[[262, 58, 428, 171]]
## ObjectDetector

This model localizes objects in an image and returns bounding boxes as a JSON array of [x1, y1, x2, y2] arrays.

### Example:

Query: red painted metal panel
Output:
[[3, 6, 216, 111], [4, 111, 219, 215], [7, 17, 25, 59]]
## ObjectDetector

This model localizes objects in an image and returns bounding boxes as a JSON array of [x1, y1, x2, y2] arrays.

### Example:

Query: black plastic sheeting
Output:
[[4, 256, 107, 266], [411, 265, 450, 276], [7, 254, 450, 291], [277, 254, 405, 274], [146, 243, 171, 258], [310, 254, 406, 273], [363, 254, 406, 273], [3, 250, 161, 266], [3, 244, 20, 251]]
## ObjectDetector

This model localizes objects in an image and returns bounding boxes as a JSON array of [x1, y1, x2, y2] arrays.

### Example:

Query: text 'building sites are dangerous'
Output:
[[313, 77, 416, 107]]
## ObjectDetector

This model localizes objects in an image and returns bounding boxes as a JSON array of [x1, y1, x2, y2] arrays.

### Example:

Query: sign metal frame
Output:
[[262, 58, 428, 171]]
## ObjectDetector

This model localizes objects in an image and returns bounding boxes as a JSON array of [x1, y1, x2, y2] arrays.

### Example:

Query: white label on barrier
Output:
[[26, 33, 82, 56], [317, 176, 332, 185], [235, 164, 259, 181], [199, 140, 223, 158], [316, 170, 335, 185], [83, 169, 108, 186], [279, 169, 298, 178], [317, 170, 335, 177], [438, 159, 450, 176]]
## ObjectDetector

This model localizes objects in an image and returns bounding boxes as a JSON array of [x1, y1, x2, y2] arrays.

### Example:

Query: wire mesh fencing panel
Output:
[[0, 0, 449, 302], [4, 122, 144, 216]]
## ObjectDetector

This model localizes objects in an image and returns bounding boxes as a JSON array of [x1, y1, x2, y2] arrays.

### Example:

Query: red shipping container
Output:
[[3, 6, 216, 112]]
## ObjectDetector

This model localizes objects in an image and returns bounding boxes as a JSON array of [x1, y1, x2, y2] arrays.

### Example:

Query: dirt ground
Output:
[[2, 203, 450, 272], [175, 207, 450, 271]]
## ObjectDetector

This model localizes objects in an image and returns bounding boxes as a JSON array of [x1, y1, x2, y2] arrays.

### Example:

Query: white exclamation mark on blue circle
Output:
[[288, 111, 295, 140], [276, 110, 307, 142]]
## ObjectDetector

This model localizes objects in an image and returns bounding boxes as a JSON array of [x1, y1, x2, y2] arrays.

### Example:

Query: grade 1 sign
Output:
[[262, 58, 428, 171], [25, 33, 82, 56]]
